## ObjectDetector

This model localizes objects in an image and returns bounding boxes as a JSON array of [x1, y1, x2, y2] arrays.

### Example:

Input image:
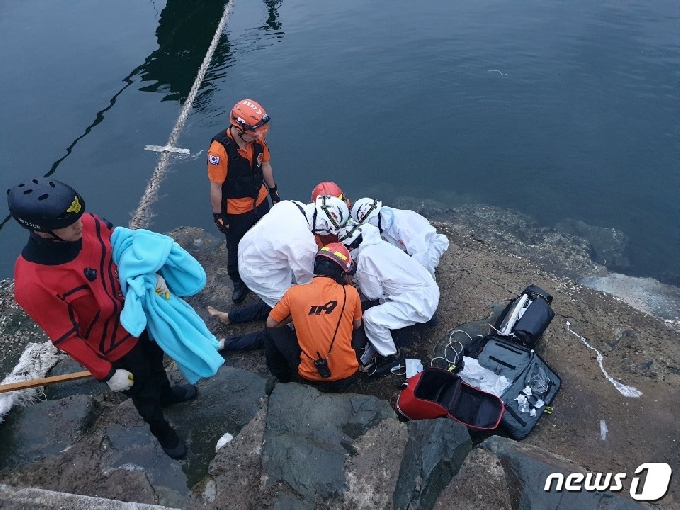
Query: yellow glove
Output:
[[155, 273, 170, 299], [106, 369, 134, 392]]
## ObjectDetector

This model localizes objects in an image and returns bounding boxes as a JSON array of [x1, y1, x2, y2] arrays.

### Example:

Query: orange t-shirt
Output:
[[269, 277, 362, 381], [207, 129, 271, 214]]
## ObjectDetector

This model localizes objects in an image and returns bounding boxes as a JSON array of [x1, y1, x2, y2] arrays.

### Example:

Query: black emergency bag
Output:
[[495, 284, 555, 348], [477, 336, 561, 440]]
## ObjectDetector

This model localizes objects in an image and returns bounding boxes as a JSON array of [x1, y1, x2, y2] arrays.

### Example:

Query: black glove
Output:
[[213, 212, 229, 234], [269, 184, 281, 204]]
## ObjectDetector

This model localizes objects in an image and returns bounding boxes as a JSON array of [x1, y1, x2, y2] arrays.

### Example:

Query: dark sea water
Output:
[[1, 0, 678, 287]]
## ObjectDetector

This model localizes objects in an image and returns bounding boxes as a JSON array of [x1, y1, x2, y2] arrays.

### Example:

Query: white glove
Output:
[[106, 369, 134, 392], [155, 273, 170, 299]]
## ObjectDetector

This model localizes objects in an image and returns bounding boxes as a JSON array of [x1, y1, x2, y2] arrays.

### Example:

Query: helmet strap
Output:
[[311, 208, 318, 233], [230, 125, 248, 147], [35, 230, 69, 242]]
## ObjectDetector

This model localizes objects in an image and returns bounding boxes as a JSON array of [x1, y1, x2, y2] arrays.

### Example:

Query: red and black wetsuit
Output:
[[13, 213, 176, 441], [13, 213, 135, 381]]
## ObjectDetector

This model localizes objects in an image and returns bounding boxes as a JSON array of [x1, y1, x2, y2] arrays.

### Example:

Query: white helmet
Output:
[[338, 220, 364, 251], [351, 197, 382, 224], [311, 195, 350, 236]]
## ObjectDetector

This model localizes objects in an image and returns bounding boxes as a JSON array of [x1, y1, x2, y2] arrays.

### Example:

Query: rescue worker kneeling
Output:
[[264, 243, 365, 393]]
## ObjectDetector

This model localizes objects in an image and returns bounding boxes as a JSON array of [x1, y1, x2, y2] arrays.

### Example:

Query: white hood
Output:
[[366, 207, 394, 232]]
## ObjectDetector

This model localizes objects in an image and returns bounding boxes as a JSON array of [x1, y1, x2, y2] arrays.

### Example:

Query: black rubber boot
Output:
[[232, 280, 249, 303], [151, 423, 186, 460], [161, 384, 198, 407], [368, 349, 403, 377]]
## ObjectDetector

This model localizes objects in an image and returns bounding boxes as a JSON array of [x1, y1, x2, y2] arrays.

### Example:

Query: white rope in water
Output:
[[565, 321, 642, 398], [129, 0, 235, 229]]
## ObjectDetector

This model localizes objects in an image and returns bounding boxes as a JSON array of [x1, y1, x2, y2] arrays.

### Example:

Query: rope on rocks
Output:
[[565, 321, 642, 398], [0, 342, 63, 423], [129, 0, 235, 229]]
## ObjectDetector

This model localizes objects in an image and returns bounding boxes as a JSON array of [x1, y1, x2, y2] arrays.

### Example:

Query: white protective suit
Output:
[[350, 224, 440, 357], [367, 207, 449, 277], [238, 200, 318, 307]]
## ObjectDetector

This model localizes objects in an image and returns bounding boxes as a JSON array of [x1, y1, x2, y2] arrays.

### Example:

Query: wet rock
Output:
[[262, 383, 395, 503], [44, 358, 108, 400], [556, 219, 630, 270], [394, 418, 472, 510], [580, 273, 680, 322], [0, 394, 96, 471]]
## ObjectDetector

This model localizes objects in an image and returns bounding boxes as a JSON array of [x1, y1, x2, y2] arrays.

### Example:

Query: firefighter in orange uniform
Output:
[[264, 243, 366, 392], [208, 99, 280, 303]]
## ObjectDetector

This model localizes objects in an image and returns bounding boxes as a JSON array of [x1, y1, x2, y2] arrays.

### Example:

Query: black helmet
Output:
[[7, 178, 85, 232]]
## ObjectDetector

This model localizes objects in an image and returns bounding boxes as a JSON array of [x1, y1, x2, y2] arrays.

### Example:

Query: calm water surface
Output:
[[1, 0, 678, 284]]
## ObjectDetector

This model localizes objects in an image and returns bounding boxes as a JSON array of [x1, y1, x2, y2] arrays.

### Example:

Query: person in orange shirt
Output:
[[208, 99, 280, 303], [310, 181, 351, 248], [264, 243, 366, 392]]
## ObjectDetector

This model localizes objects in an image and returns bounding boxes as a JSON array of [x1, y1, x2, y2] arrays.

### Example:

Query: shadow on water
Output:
[[261, 0, 284, 33], [0, 0, 285, 236], [138, 0, 233, 104]]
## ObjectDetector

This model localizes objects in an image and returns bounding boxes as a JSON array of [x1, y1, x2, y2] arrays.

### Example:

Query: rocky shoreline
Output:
[[0, 204, 678, 509]]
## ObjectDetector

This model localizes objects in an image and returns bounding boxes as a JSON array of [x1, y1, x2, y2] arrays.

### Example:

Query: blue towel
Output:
[[111, 227, 224, 384]]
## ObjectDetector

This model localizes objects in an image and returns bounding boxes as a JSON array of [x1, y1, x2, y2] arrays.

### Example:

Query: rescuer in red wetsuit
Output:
[[7, 178, 196, 460]]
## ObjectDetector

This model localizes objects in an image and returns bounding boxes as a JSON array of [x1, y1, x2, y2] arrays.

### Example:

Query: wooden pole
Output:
[[0, 371, 92, 394]]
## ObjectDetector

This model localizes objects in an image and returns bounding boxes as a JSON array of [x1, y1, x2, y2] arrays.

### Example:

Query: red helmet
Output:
[[230, 99, 270, 138], [315, 242, 354, 274], [311, 182, 344, 202]]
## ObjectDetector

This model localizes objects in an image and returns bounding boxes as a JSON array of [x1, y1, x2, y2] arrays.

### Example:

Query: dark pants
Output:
[[224, 199, 270, 285], [113, 332, 174, 439], [264, 326, 365, 393], [220, 300, 272, 352], [228, 300, 271, 324], [222, 329, 267, 351]]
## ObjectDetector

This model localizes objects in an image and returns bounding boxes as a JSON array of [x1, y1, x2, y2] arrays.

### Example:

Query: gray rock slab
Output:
[[434, 447, 513, 510], [44, 357, 108, 400], [168, 365, 269, 489], [342, 416, 410, 509], [0, 394, 95, 470], [476, 436, 653, 510], [0, 483, 180, 510], [98, 365, 269, 505], [394, 418, 472, 510], [262, 383, 396, 502], [199, 405, 269, 510]]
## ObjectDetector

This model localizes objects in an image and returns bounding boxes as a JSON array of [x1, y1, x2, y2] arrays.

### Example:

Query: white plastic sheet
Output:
[[459, 356, 510, 396]]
